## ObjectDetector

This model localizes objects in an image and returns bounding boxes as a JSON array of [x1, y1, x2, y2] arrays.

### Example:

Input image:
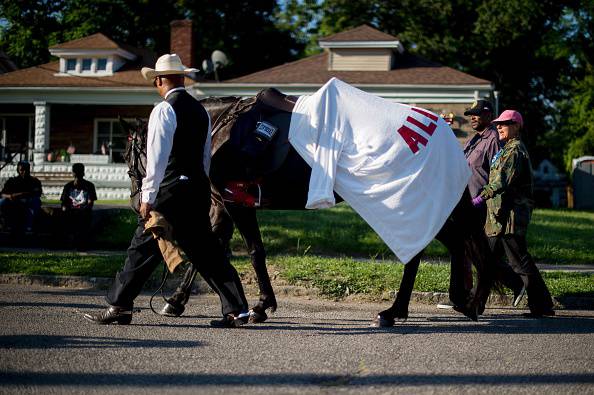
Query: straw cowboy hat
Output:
[[141, 54, 199, 80]]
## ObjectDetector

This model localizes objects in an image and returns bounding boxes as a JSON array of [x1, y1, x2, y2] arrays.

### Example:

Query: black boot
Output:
[[84, 306, 133, 325]]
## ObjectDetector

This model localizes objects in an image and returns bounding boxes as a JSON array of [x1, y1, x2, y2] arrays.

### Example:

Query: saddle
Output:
[[207, 88, 297, 177]]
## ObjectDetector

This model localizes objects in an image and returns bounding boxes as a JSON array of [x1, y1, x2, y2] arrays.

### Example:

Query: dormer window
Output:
[[318, 25, 404, 72], [66, 59, 76, 71], [82, 58, 92, 71], [50, 33, 137, 77], [97, 58, 107, 71]]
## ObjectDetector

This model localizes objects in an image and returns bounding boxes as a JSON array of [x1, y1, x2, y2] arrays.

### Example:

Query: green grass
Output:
[[42, 199, 129, 206], [268, 255, 594, 299], [250, 205, 594, 264], [0, 252, 126, 277], [0, 252, 591, 300], [526, 209, 594, 264], [52, 204, 594, 263]]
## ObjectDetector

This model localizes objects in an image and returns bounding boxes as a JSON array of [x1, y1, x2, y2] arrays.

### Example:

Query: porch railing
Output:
[[0, 144, 28, 174]]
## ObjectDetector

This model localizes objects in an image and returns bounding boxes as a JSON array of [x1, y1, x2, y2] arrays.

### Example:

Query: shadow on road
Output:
[[0, 335, 201, 349], [0, 301, 104, 309], [0, 371, 593, 387], [231, 314, 594, 336]]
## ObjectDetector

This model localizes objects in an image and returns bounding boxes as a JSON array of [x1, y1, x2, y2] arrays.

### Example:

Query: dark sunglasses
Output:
[[496, 120, 516, 126]]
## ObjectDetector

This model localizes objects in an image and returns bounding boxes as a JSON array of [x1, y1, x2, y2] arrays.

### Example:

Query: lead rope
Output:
[[149, 261, 170, 315]]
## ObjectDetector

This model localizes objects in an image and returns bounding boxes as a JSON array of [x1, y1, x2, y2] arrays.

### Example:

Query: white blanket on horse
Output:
[[288, 78, 471, 263]]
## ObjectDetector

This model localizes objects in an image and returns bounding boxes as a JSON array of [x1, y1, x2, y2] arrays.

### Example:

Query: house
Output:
[[0, 23, 494, 199], [0, 22, 193, 199], [195, 25, 495, 140]]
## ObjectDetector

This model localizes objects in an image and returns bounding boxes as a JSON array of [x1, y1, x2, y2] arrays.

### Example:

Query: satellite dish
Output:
[[201, 58, 213, 74], [211, 50, 229, 68]]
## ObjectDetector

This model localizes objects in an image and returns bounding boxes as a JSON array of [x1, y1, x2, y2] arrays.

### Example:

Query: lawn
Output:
[[2, 204, 592, 301], [88, 204, 594, 264], [0, 252, 592, 300], [253, 205, 594, 264]]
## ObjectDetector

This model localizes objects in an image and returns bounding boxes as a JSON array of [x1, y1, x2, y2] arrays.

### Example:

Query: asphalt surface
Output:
[[1, 284, 593, 395]]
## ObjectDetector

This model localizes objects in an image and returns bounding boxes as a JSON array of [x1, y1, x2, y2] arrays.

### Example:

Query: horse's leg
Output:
[[373, 252, 422, 327], [226, 204, 277, 323], [160, 263, 199, 317], [435, 191, 479, 321]]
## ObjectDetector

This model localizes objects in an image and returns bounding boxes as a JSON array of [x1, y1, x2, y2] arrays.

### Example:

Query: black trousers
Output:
[[436, 188, 474, 307], [439, 189, 523, 307], [106, 181, 248, 316], [488, 234, 554, 313], [469, 206, 524, 303]]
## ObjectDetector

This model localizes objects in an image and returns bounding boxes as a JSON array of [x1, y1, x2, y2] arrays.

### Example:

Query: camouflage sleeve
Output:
[[480, 150, 519, 200]]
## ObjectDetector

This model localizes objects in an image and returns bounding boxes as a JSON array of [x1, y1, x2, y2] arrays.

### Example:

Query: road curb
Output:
[[1, 273, 592, 310]]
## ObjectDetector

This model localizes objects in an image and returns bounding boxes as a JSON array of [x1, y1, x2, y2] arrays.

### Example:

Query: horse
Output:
[[123, 87, 487, 326]]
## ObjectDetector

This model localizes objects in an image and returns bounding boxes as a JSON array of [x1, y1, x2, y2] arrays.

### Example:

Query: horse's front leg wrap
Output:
[[167, 263, 198, 306]]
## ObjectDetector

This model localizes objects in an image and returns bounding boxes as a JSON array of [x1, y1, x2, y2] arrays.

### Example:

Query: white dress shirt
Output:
[[288, 78, 471, 263], [141, 87, 212, 204]]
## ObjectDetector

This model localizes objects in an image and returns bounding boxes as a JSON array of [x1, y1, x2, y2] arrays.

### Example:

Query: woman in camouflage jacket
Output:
[[472, 110, 554, 318]]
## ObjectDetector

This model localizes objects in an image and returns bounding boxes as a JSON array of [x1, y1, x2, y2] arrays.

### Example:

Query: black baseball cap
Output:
[[464, 99, 494, 116]]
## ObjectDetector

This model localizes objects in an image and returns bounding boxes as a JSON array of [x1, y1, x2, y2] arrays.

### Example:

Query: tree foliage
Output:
[[0, 0, 302, 78], [301, 0, 592, 170], [1, 0, 592, 171]]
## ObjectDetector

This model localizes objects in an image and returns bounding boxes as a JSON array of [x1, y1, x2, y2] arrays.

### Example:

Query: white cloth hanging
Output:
[[288, 78, 471, 263]]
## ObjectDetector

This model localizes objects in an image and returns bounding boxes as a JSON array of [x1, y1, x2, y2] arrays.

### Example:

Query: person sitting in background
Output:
[[472, 110, 554, 318], [0, 161, 42, 233], [60, 163, 97, 249]]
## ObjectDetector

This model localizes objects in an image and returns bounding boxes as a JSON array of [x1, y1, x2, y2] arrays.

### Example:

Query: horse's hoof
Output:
[[394, 311, 409, 321], [259, 297, 277, 313], [453, 304, 478, 322], [248, 308, 268, 323], [159, 302, 184, 317], [371, 314, 395, 327]]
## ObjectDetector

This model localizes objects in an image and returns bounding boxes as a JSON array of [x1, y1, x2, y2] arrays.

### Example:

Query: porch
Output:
[[1, 162, 130, 201]]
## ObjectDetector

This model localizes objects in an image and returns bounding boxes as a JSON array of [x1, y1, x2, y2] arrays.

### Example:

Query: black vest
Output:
[[160, 90, 210, 190]]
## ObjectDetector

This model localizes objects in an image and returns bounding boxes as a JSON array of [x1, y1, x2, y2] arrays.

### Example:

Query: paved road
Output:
[[1, 284, 593, 394]]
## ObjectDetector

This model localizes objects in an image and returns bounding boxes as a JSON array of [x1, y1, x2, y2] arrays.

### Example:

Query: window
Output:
[[82, 58, 92, 71], [66, 59, 76, 71], [97, 58, 107, 71], [95, 119, 129, 163]]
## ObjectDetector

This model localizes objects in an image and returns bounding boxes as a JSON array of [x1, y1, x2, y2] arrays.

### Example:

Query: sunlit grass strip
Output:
[[1, 252, 591, 300]]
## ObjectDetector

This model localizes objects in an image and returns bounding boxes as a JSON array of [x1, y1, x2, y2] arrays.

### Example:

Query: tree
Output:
[[0, 0, 303, 78], [312, 0, 586, 169], [182, 0, 303, 79], [0, 0, 183, 69]]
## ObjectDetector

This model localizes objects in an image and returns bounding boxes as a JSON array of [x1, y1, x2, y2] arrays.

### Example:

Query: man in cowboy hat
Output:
[[84, 54, 250, 327]]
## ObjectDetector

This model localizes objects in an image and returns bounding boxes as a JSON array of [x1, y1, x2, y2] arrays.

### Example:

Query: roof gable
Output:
[[225, 51, 491, 86], [49, 33, 121, 50], [321, 25, 398, 42]]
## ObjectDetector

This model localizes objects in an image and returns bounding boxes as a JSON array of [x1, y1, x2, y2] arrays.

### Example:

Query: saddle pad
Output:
[[255, 112, 292, 175]]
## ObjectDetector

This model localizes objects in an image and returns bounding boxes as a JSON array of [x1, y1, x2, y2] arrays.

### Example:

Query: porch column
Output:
[[33, 101, 50, 164]]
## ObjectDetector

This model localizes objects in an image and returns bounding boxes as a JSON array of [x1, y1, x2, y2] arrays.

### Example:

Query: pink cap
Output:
[[492, 110, 523, 127]]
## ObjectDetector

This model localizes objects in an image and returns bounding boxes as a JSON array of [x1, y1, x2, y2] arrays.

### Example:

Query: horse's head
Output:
[[120, 117, 148, 213]]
